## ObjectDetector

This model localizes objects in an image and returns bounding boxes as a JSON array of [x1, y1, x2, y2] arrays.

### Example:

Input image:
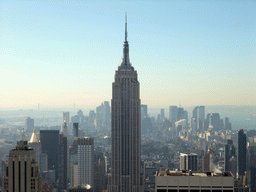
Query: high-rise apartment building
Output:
[[108, 17, 143, 192], [78, 137, 94, 188], [2, 140, 41, 192], [25, 117, 34, 133], [180, 153, 198, 171], [238, 129, 247, 178]]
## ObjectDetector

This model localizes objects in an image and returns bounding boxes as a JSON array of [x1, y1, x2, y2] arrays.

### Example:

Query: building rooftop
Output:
[[156, 170, 233, 177], [29, 128, 39, 143]]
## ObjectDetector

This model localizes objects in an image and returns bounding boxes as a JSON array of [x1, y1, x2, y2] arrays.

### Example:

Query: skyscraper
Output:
[[73, 123, 79, 138], [169, 106, 178, 125], [63, 112, 70, 126], [2, 140, 41, 192], [180, 153, 198, 171], [238, 129, 247, 178], [141, 104, 148, 119], [224, 140, 236, 173], [78, 137, 94, 188], [25, 117, 34, 133], [160, 109, 165, 120], [108, 17, 143, 192], [248, 143, 256, 192]]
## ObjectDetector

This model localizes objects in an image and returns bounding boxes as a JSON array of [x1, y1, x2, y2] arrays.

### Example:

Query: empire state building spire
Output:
[[121, 14, 131, 67], [108, 15, 143, 192]]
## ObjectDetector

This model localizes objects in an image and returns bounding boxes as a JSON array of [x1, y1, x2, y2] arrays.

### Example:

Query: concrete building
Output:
[[107, 17, 143, 192], [25, 117, 34, 133], [78, 137, 94, 188], [180, 153, 198, 171], [2, 140, 41, 192], [155, 170, 248, 192]]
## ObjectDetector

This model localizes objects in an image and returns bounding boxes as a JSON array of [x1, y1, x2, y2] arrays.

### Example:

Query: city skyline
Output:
[[1, 0, 256, 108]]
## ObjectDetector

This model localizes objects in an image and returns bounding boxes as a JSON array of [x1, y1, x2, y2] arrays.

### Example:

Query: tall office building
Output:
[[160, 109, 165, 120], [2, 140, 41, 192], [180, 153, 198, 171], [103, 101, 111, 127], [62, 119, 68, 137], [208, 113, 221, 130], [225, 117, 232, 130], [248, 143, 256, 192], [78, 137, 94, 188], [73, 123, 79, 138], [141, 104, 148, 119], [40, 130, 59, 180], [177, 107, 188, 121], [63, 112, 70, 126], [69, 138, 78, 188], [58, 134, 68, 191], [192, 106, 205, 130], [108, 17, 143, 192], [169, 106, 178, 125], [224, 140, 236, 173], [238, 129, 247, 178], [25, 117, 34, 133], [28, 129, 48, 172]]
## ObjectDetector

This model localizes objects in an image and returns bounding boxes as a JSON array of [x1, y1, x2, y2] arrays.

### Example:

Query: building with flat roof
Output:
[[180, 153, 198, 171], [155, 170, 249, 192]]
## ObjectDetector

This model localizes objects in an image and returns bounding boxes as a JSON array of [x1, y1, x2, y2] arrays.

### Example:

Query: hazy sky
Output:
[[1, 0, 255, 109]]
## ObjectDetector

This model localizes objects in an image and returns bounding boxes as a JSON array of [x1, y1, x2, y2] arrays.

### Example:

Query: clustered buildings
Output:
[[0, 21, 254, 192]]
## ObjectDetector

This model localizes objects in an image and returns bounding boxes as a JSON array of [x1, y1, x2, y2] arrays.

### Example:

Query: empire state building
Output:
[[108, 18, 143, 192]]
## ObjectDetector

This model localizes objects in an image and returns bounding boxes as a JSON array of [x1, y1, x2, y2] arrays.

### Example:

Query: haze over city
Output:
[[1, 0, 256, 109]]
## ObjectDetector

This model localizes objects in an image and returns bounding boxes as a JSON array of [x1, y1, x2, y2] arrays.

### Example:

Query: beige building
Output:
[[2, 140, 41, 192], [155, 170, 249, 192]]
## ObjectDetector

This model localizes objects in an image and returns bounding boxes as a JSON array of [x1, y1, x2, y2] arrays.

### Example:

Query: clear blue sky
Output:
[[1, 0, 255, 109]]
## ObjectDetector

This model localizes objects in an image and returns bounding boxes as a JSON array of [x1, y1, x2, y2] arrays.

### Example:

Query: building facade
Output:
[[78, 137, 94, 188], [107, 17, 143, 192], [238, 129, 247, 179], [25, 117, 34, 133], [180, 153, 198, 171], [2, 140, 41, 192], [155, 170, 248, 192]]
